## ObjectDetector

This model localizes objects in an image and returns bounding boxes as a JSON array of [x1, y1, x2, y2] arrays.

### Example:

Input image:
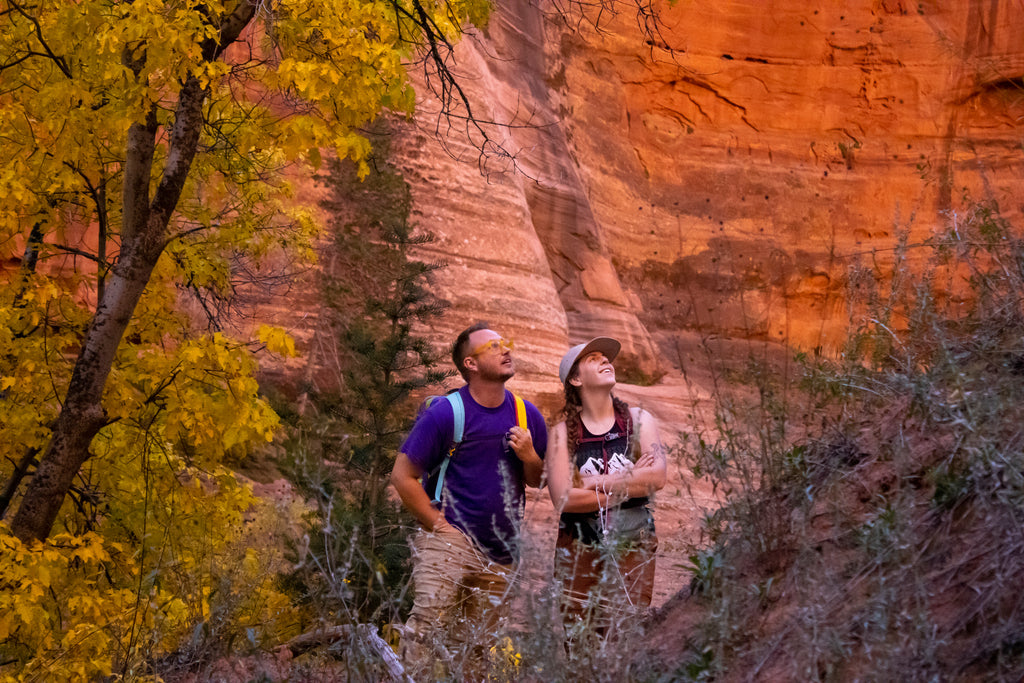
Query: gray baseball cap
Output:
[[559, 337, 621, 384]]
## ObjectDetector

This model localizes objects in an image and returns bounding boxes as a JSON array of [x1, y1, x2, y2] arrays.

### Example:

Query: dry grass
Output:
[[631, 200, 1024, 682]]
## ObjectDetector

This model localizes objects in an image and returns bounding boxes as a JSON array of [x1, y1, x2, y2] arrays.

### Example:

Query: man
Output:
[[391, 322, 547, 676]]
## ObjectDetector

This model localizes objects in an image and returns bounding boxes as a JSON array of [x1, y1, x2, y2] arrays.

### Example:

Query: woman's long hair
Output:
[[561, 372, 631, 459]]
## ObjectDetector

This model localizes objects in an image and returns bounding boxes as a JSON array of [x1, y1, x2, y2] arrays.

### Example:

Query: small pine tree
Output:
[[282, 125, 452, 627]]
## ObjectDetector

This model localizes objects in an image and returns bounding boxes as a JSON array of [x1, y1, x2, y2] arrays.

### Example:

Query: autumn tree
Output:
[[0, 0, 488, 675], [0, 0, 489, 544]]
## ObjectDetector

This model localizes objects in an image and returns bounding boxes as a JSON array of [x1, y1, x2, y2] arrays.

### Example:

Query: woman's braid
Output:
[[560, 384, 632, 460]]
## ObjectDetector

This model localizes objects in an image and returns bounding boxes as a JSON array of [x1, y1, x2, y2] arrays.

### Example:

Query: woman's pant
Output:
[[553, 528, 657, 646]]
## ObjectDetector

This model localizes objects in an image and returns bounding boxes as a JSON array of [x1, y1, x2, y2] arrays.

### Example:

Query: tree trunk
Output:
[[0, 448, 39, 519], [8, 3, 257, 543], [10, 77, 212, 543], [9, 236, 165, 541], [8, 3, 270, 543]]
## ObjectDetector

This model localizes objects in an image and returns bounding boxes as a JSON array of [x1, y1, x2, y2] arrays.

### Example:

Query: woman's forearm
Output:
[[582, 465, 666, 496], [561, 488, 614, 513]]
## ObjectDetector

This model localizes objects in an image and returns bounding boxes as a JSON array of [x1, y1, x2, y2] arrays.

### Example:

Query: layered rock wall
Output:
[[270, 0, 1024, 414], [397, 0, 1022, 387]]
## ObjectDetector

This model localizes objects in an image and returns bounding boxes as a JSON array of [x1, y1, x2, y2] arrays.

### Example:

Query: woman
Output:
[[547, 336, 667, 642]]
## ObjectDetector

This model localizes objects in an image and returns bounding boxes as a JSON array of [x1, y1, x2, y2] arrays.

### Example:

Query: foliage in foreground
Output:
[[663, 198, 1024, 682], [0, 282, 298, 680], [0, 501, 297, 682]]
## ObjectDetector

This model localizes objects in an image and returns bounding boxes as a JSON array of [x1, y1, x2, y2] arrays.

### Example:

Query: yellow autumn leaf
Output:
[[256, 324, 297, 357], [0, 611, 12, 640], [181, 345, 205, 363], [243, 548, 260, 574]]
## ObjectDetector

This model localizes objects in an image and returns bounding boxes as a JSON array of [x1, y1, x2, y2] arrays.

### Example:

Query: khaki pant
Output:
[[554, 528, 657, 647], [402, 525, 514, 679]]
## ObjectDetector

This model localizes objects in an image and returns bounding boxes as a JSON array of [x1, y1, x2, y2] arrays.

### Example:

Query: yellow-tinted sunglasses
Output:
[[470, 337, 514, 356]]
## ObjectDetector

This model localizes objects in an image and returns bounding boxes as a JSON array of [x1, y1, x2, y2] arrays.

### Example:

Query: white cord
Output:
[[598, 484, 610, 539]]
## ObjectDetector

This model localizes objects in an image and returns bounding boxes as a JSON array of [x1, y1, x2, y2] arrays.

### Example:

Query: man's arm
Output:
[[391, 452, 450, 532]]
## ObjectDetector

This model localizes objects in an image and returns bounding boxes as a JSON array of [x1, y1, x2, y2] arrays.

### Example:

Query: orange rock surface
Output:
[[361, 0, 1024, 406]]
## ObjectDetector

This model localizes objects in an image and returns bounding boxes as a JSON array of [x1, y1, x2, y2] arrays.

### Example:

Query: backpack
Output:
[[420, 390, 528, 503]]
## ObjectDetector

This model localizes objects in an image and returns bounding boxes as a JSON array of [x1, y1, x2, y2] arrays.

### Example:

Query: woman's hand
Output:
[[580, 475, 627, 505], [634, 450, 656, 469]]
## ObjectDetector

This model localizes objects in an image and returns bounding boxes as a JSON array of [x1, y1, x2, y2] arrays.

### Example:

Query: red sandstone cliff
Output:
[[262, 0, 1024, 421]]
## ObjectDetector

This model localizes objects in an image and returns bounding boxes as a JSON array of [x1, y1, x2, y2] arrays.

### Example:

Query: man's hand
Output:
[[507, 426, 534, 459], [431, 511, 454, 534], [507, 426, 544, 487], [392, 452, 453, 530]]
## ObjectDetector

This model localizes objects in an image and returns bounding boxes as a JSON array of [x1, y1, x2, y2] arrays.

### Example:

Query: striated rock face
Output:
[[539, 0, 1024, 354], [376, 0, 1023, 402], [264, 0, 1024, 420]]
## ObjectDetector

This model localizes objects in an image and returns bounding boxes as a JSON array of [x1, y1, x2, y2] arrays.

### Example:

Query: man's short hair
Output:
[[452, 321, 491, 381]]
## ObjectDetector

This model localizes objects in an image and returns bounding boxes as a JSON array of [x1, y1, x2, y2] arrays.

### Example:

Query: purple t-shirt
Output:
[[401, 386, 548, 564]]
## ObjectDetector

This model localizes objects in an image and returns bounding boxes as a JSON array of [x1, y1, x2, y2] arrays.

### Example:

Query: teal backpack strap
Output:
[[432, 392, 465, 504]]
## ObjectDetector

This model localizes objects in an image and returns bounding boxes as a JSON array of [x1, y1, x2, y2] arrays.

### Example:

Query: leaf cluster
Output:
[[0, 268, 298, 677]]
